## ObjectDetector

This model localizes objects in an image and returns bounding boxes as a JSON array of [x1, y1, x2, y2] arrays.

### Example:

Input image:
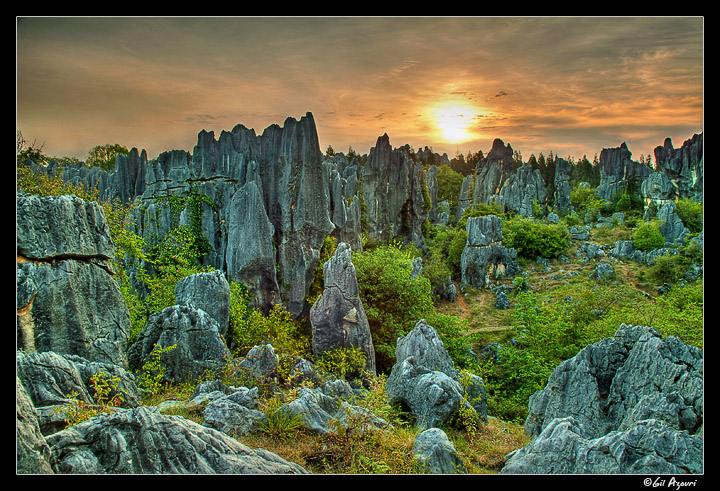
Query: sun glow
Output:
[[432, 103, 481, 144]]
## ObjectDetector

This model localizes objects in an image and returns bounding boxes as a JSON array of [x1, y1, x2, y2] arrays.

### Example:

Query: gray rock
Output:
[[413, 427, 467, 474], [510, 324, 703, 474], [502, 416, 703, 474], [202, 387, 266, 436], [386, 320, 487, 429], [495, 290, 510, 310], [16, 193, 131, 368], [174, 270, 231, 337], [656, 201, 690, 245], [310, 243, 376, 374], [45, 406, 308, 474], [553, 158, 573, 213], [16, 377, 54, 474], [362, 134, 430, 245], [275, 386, 391, 435], [569, 225, 591, 241], [595, 142, 652, 203], [127, 305, 230, 382], [460, 215, 520, 288], [590, 262, 615, 281], [652, 133, 703, 202], [497, 163, 547, 217], [16, 350, 141, 435], [235, 344, 278, 379]]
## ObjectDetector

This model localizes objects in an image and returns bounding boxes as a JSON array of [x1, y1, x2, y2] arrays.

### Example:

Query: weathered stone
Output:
[[16, 377, 54, 474], [202, 387, 266, 436], [310, 242, 376, 374], [127, 305, 230, 382], [45, 406, 308, 474], [16, 193, 131, 368], [174, 270, 231, 336], [275, 386, 391, 435], [553, 158, 573, 213], [413, 427, 467, 474], [497, 163, 547, 217], [235, 344, 278, 379], [653, 133, 703, 202], [460, 215, 520, 288], [656, 201, 690, 245], [595, 142, 652, 203]]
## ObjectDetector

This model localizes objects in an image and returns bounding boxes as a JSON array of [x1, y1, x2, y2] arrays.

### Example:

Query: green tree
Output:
[[86, 143, 130, 172], [632, 219, 665, 251]]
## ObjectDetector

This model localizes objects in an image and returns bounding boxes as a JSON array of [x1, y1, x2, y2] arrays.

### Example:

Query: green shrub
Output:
[[353, 242, 434, 372], [502, 216, 570, 259], [315, 346, 367, 382], [674, 198, 703, 234], [633, 219, 665, 251]]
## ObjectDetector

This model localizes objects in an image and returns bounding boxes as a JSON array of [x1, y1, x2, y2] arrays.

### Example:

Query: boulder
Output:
[[16, 192, 131, 368], [45, 406, 308, 474], [235, 344, 279, 380], [502, 416, 702, 474], [202, 387, 267, 437], [656, 201, 690, 245], [386, 320, 487, 430], [275, 386, 391, 435], [310, 243, 376, 374], [16, 350, 141, 435], [127, 305, 230, 382], [413, 427, 467, 474], [174, 270, 231, 337]]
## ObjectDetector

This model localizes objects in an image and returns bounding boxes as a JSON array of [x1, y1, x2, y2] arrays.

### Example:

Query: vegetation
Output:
[[16, 140, 703, 474]]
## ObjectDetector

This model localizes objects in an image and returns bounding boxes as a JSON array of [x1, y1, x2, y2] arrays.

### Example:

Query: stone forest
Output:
[[16, 112, 703, 475]]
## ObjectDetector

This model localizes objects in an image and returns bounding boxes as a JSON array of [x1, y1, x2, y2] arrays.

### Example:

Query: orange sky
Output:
[[17, 17, 703, 166]]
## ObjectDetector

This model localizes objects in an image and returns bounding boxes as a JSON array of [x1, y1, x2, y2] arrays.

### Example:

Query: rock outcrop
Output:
[[127, 305, 231, 382], [386, 320, 487, 430], [310, 242, 376, 375], [460, 215, 520, 288], [16, 192, 131, 369], [45, 406, 309, 474], [496, 162, 547, 217], [651, 133, 703, 202], [595, 142, 652, 203], [361, 134, 431, 248], [502, 324, 703, 474]]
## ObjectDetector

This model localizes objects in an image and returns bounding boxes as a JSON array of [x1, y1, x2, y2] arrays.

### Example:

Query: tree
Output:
[[86, 144, 130, 172]]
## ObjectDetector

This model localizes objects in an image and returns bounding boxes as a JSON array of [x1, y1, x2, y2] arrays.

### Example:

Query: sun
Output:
[[432, 103, 480, 144]]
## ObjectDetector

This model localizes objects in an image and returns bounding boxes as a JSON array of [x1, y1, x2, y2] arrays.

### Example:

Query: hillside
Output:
[[16, 114, 703, 475]]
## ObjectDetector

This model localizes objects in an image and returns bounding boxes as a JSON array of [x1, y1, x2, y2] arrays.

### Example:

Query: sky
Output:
[[16, 16, 703, 166]]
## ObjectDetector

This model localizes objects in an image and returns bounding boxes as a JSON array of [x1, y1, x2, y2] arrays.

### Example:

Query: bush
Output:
[[502, 216, 570, 259], [633, 219, 665, 251], [674, 198, 703, 234], [353, 242, 434, 372]]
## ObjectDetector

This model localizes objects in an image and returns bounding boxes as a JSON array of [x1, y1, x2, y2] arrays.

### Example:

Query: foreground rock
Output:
[[413, 427, 468, 474], [310, 242, 376, 375], [386, 319, 487, 430], [45, 406, 309, 474], [16, 192, 131, 369], [502, 324, 703, 474]]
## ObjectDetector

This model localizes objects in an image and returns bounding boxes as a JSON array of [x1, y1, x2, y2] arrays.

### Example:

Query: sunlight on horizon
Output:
[[429, 101, 486, 145]]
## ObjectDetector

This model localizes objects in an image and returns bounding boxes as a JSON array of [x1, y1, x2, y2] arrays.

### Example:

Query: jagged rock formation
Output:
[[496, 163, 547, 217], [648, 133, 703, 203], [310, 242, 376, 375], [502, 324, 703, 474], [127, 304, 231, 382], [413, 427, 468, 474], [16, 192, 131, 369], [174, 270, 231, 337], [361, 134, 431, 248], [460, 215, 520, 288], [596, 142, 653, 203], [552, 157, 573, 213]]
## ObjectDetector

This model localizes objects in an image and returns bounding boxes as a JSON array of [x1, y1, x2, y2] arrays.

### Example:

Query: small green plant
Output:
[[633, 219, 665, 251], [138, 343, 177, 398], [259, 390, 305, 441], [51, 371, 126, 427], [315, 346, 368, 382]]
